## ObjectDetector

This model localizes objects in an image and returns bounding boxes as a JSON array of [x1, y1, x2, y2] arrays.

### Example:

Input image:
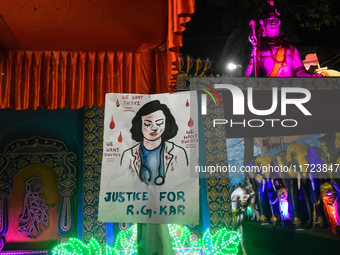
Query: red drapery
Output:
[[168, 0, 195, 92], [0, 50, 168, 109], [0, 0, 194, 110]]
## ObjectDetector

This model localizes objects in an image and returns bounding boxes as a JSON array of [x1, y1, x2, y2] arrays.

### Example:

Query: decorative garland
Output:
[[286, 143, 309, 176], [52, 224, 240, 255], [320, 133, 340, 179], [276, 154, 284, 168], [255, 155, 274, 178], [320, 141, 331, 163], [255, 155, 274, 167], [335, 133, 340, 148]]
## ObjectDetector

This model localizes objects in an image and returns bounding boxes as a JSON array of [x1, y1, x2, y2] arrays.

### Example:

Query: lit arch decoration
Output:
[[0, 136, 77, 249]]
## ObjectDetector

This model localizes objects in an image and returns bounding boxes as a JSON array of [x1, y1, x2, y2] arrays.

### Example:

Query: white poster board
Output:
[[98, 92, 199, 224]]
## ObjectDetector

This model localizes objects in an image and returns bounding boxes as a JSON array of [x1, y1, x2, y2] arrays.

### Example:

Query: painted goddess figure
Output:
[[17, 175, 55, 239], [120, 100, 188, 186], [245, 1, 322, 77]]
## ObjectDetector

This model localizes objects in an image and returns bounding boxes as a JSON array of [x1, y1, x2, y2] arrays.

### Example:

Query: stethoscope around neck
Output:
[[139, 142, 165, 186]]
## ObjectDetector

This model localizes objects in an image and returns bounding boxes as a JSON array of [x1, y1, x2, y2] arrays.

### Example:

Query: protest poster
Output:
[[98, 92, 199, 224]]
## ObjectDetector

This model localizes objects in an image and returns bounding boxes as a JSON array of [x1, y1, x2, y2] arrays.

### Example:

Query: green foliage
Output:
[[281, 0, 340, 30], [207, 0, 266, 33]]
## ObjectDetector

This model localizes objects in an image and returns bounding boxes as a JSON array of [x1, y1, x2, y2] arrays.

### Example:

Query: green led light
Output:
[[51, 237, 103, 255], [107, 224, 138, 255], [246, 206, 253, 218], [52, 224, 240, 255]]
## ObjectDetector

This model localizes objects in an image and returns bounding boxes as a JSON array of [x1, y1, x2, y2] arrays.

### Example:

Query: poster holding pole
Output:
[[98, 92, 199, 224]]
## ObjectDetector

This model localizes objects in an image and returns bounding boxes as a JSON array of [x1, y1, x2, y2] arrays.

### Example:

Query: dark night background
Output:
[[180, 0, 340, 76]]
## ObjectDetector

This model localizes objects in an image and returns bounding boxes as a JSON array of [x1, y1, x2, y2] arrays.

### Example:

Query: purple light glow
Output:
[[0, 251, 49, 254], [306, 147, 324, 179], [279, 199, 290, 221]]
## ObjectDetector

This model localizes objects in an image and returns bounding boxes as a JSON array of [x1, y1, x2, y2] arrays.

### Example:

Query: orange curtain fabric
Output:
[[168, 0, 195, 92], [0, 0, 194, 110], [0, 50, 170, 109]]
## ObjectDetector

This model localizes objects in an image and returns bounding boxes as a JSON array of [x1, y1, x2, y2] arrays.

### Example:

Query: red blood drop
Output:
[[188, 117, 194, 127], [110, 116, 115, 129]]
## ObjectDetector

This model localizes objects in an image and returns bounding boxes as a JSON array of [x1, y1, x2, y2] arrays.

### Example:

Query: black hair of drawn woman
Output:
[[130, 100, 178, 142]]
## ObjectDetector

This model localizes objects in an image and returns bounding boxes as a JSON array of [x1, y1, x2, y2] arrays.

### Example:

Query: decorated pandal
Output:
[[242, 138, 340, 233], [230, 134, 340, 254], [49, 136, 340, 254], [2, 1, 340, 255]]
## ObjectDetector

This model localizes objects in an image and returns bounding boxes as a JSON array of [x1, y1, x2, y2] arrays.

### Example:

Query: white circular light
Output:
[[227, 63, 237, 70]]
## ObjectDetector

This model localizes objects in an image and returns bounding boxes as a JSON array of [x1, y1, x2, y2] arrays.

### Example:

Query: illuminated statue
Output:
[[17, 175, 55, 239], [315, 182, 340, 235], [245, 1, 322, 77], [231, 184, 254, 255], [270, 186, 292, 226], [248, 156, 279, 225], [276, 144, 326, 229], [245, 177, 260, 221]]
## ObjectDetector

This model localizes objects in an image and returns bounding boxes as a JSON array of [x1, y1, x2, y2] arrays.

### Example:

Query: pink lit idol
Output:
[[245, 2, 322, 77]]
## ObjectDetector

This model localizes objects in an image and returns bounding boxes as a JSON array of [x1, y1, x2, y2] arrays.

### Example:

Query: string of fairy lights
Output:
[[51, 224, 240, 255]]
